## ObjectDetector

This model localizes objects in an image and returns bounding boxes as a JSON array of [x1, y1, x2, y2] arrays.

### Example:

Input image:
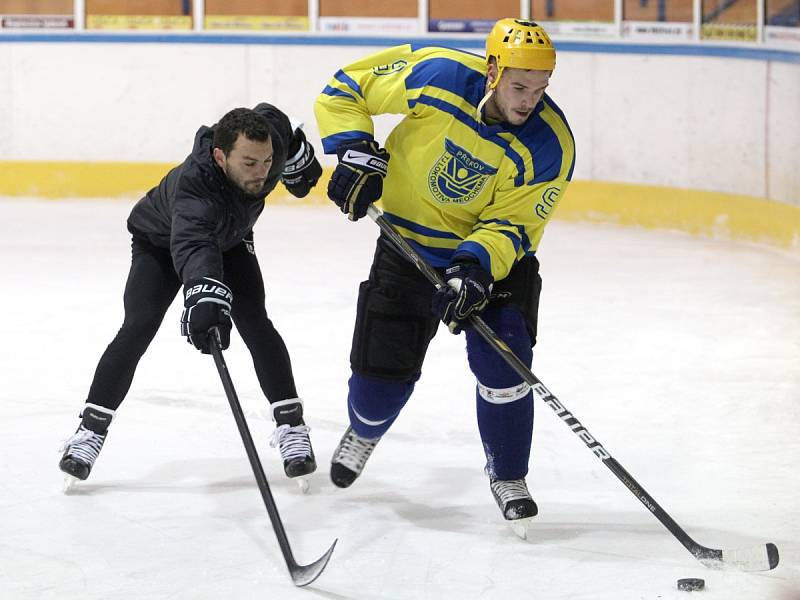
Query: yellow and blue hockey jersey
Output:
[[314, 44, 575, 281]]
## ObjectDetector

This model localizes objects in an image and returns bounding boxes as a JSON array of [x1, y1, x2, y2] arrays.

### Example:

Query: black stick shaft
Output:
[[209, 335, 337, 586], [366, 205, 715, 562], [210, 338, 299, 565]]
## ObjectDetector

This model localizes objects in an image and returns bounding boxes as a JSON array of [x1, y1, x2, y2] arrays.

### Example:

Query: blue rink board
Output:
[[1, 32, 799, 64]]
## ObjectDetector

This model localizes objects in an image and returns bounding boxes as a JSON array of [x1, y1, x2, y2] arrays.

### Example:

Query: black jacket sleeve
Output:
[[170, 169, 224, 282]]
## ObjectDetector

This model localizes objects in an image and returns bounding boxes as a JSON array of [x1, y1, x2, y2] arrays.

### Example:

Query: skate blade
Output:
[[296, 477, 310, 494], [62, 474, 80, 494], [507, 516, 536, 540]]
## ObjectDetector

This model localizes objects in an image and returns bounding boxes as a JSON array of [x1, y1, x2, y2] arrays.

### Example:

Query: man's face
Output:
[[486, 65, 551, 126], [214, 134, 273, 195]]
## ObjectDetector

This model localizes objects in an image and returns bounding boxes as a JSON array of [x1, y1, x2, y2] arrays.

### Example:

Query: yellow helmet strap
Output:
[[489, 64, 505, 91]]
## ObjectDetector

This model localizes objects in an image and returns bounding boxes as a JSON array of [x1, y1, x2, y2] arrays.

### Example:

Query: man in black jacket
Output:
[[59, 104, 322, 485]]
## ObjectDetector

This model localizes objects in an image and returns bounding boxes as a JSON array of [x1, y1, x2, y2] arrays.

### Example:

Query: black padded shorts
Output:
[[349, 235, 542, 381]]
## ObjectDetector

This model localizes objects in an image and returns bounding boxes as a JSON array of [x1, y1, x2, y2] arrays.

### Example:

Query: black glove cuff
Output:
[[445, 260, 493, 287], [283, 140, 315, 178]]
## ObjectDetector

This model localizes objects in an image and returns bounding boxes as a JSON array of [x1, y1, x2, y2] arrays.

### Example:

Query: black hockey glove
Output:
[[431, 261, 493, 334], [328, 140, 389, 221], [281, 129, 322, 198], [180, 277, 233, 354]]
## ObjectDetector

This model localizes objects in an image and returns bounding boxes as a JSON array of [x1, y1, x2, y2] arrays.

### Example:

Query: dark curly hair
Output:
[[213, 108, 271, 156]]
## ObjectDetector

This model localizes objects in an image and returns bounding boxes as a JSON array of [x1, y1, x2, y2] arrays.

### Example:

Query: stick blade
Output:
[[700, 543, 780, 572], [290, 539, 338, 587], [722, 543, 780, 571]]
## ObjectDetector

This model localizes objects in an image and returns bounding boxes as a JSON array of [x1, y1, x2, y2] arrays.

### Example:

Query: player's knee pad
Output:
[[347, 371, 416, 438], [466, 307, 532, 390]]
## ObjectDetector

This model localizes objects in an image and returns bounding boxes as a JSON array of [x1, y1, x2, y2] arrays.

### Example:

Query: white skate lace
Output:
[[59, 426, 105, 466], [490, 479, 531, 506], [270, 424, 312, 462], [332, 428, 379, 473]]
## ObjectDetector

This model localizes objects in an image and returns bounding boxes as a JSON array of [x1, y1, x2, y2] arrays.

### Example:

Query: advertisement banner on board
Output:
[[1, 14, 73, 29], [87, 15, 192, 30], [622, 21, 694, 40], [319, 17, 418, 34], [765, 26, 800, 46], [428, 19, 494, 33], [538, 21, 618, 38], [701, 23, 757, 41], [205, 15, 309, 31]]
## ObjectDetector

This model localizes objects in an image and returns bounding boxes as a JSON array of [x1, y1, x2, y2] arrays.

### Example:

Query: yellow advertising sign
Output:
[[204, 15, 309, 31], [702, 23, 757, 41], [87, 15, 192, 30]]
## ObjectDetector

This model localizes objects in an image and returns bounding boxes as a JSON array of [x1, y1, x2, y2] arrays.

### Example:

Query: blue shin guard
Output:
[[347, 372, 416, 439], [466, 308, 534, 481]]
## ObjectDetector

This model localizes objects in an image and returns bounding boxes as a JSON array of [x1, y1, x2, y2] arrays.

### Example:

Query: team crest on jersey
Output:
[[428, 139, 497, 205]]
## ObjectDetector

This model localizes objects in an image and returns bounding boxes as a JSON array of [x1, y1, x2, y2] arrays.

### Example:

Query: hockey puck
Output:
[[677, 578, 705, 591]]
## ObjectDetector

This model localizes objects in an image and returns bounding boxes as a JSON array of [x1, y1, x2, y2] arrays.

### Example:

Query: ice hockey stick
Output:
[[366, 204, 778, 572]]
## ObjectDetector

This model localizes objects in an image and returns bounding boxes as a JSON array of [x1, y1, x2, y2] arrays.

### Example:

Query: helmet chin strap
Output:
[[477, 65, 504, 121], [476, 88, 494, 121]]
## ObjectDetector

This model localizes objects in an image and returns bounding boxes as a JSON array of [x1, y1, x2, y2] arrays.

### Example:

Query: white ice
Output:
[[1, 198, 798, 600]]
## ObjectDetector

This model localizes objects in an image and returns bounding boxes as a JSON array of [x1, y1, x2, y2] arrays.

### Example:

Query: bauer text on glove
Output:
[[180, 277, 232, 353], [281, 129, 322, 198]]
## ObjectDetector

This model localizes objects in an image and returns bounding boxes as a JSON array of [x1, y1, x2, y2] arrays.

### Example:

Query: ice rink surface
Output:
[[1, 198, 798, 600]]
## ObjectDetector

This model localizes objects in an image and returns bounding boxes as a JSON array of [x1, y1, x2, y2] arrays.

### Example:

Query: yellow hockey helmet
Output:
[[485, 19, 555, 88]]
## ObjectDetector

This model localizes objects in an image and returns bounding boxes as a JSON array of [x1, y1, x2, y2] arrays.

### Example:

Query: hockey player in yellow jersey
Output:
[[315, 19, 575, 532]]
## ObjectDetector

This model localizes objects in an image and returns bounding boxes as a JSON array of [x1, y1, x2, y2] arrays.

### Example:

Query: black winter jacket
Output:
[[127, 102, 297, 283]]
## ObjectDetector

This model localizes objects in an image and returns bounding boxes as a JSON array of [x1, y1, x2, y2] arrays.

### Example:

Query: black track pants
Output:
[[85, 236, 297, 411]]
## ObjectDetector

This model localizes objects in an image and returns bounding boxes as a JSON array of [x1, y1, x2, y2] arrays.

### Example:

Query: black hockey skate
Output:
[[330, 426, 381, 488], [490, 478, 538, 539], [270, 399, 316, 488], [59, 403, 115, 489]]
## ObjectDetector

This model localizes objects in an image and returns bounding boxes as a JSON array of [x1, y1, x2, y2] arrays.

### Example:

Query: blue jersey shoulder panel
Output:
[[404, 55, 486, 108]]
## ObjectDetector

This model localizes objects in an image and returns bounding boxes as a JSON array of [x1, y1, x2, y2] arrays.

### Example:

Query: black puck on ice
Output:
[[677, 578, 705, 591]]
